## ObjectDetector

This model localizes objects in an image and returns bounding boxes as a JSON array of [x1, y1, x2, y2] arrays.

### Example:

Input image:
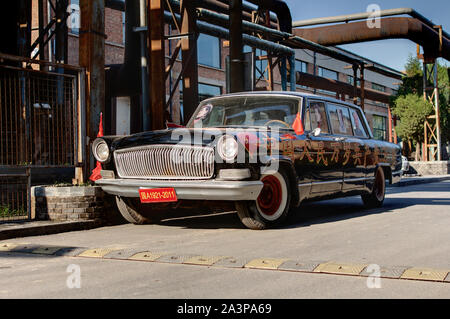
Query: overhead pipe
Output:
[[163, 11, 296, 91], [292, 7, 450, 41], [106, 0, 278, 28], [164, 11, 293, 55], [195, 7, 364, 66], [293, 17, 450, 61], [245, 0, 292, 33], [215, 0, 278, 23]]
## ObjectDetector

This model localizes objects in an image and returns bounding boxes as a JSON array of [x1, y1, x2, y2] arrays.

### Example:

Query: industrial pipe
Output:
[[293, 7, 450, 41], [164, 11, 294, 55], [293, 17, 450, 61]]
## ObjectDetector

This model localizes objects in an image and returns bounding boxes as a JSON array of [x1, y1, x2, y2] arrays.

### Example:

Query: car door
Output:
[[337, 105, 369, 191], [347, 107, 375, 188], [305, 100, 343, 195]]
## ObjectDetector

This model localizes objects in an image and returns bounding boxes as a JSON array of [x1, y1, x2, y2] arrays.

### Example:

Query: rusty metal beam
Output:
[[148, 0, 165, 130], [293, 17, 450, 61], [296, 71, 391, 104], [79, 0, 105, 175], [180, 0, 199, 125]]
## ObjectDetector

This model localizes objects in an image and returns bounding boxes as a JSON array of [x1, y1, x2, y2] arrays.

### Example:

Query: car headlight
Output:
[[217, 135, 238, 162], [92, 138, 110, 163]]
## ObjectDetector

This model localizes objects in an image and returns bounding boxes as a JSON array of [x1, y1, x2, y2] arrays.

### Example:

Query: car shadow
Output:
[[158, 194, 450, 230]]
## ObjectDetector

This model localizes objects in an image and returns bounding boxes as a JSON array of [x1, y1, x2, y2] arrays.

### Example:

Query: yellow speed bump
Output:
[[313, 262, 367, 276], [0, 243, 20, 252], [245, 258, 289, 270], [77, 248, 116, 258], [128, 251, 164, 262], [31, 246, 67, 255], [400, 268, 449, 282], [184, 256, 227, 266]]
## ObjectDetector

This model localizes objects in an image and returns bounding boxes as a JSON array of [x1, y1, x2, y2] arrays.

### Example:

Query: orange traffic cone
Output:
[[89, 113, 103, 182]]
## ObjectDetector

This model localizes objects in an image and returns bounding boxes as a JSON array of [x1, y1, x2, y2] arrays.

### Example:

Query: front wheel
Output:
[[235, 171, 291, 230], [361, 166, 386, 208], [115, 196, 163, 224]]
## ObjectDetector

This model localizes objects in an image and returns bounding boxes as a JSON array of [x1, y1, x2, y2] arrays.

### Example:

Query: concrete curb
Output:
[[392, 175, 450, 187], [0, 220, 104, 241]]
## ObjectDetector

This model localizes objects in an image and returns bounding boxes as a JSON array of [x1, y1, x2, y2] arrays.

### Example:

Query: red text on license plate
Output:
[[139, 188, 178, 203]]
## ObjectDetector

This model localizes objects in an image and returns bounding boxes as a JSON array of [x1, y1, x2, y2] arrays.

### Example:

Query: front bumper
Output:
[[95, 178, 264, 201]]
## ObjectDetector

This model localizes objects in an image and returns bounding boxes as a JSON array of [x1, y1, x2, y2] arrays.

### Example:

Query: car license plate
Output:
[[139, 188, 178, 203]]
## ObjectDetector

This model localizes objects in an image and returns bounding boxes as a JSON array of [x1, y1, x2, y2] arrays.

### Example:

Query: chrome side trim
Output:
[[298, 176, 376, 188]]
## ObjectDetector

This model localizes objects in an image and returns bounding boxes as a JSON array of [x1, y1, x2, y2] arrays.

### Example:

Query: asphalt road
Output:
[[1, 181, 449, 299]]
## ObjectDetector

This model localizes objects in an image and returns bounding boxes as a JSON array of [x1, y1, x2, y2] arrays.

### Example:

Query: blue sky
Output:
[[283, 0, 450, 71]]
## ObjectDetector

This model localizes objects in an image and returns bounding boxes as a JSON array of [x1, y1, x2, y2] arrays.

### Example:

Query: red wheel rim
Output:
[[257, 175, 282, 216]]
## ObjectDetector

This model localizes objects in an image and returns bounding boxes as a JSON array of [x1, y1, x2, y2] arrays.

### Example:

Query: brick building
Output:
[[32, 1, 403, 141]]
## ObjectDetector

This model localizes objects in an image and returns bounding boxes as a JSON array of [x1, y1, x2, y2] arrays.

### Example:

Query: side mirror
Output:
[[308, 127, 321, 138]]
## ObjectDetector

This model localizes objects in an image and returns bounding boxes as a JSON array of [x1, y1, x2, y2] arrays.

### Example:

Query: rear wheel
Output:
[[235, 171, 291, 230], [115, 196, 163, 224], [361, 166, 386, 208]]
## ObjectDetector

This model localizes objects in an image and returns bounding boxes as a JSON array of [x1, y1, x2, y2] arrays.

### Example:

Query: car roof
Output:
[[205, 91, 365, 113], [202, 91, 374, 139]]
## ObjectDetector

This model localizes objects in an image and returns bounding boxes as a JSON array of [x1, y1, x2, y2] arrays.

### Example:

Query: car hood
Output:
[[110, 127, 292, 151]]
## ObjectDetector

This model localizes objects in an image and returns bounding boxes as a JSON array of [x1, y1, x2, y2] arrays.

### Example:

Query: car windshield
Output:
[[187, 95, 302, 129]]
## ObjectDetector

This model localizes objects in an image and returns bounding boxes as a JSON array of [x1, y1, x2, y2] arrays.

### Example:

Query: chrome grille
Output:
[[114, 144, 215, 180]]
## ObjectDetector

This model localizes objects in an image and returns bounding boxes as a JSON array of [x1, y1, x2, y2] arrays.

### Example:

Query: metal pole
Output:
[[140, 0, 150, 131], [229, 0, 244, 93], [433, 63, 442, 161]]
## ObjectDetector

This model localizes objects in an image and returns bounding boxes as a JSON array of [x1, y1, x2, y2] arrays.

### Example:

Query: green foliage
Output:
[[0, 205, 27, 218], [392, 55, 450, 144], [392, 94, 434, 143], [404, 54, 422, 77]]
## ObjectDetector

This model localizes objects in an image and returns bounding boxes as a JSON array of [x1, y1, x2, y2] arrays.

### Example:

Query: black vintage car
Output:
[[93, 92, 402, 229]]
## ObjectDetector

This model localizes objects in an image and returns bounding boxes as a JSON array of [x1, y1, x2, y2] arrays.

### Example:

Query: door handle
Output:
[[334, 137, 346, 142]]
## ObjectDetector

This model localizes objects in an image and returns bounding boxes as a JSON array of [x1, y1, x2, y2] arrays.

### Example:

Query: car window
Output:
[[309, 101, 329, 134], [188, 96, 301, 129], [349, 108, 368, 138], [303, 104, 311, 131], [327, 103, 353, 136]]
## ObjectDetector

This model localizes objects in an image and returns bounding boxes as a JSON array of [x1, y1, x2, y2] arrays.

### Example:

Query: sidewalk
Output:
[[0, 220, 103, 241], [1, 175, 449, 241], [391, 174, 450, 187]]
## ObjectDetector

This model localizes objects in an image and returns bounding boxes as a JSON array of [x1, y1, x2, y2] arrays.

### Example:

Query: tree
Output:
[[392, 94, 434, 143], [392, 55, 450, 159]]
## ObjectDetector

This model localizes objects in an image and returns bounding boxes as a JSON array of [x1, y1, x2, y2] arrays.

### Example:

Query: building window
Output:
[[347, 75, 360, 86], [296, 60, 307, 73], [372, 115, 386, 141], [68, 0, 80, 35], [243, 45, 269, 79], [180, 83, 222, 122], [318, 67, 338, 80], [198, 34, 221, 69], [122, 12, 126, 44], [198, 83, 221, 102], [372, 83, 386, 92]]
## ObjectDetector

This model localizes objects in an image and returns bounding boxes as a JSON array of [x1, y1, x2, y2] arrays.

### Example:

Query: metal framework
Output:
[[422, 60, 441, 161], [292, 8, 450, 161]]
